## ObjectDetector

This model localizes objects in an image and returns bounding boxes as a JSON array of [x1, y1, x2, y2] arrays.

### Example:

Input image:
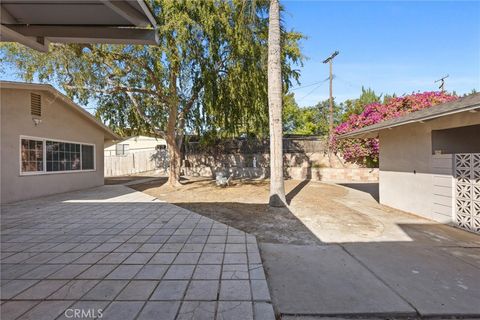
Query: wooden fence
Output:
[[104, 150, 168, 177]]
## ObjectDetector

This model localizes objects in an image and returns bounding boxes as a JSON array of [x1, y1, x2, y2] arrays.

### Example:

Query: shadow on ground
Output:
[[169, 202, 322, 245], [105, 175, 161, 185], [286, 179, 310, 204], [339, 182, 379, 202]]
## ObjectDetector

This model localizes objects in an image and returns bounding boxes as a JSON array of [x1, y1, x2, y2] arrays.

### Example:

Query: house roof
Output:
[[338, 93, 480, 139], [0, 0, 158, 52], [0, 81, 120, 141], [113, 135, 167, 144]]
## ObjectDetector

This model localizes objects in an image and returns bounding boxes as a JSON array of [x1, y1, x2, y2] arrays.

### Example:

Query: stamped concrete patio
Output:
[[0, 185, 274, 320]]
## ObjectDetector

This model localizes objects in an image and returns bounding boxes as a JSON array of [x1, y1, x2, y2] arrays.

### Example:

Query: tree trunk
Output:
[[166, 50, 182, 187], [166, 104, 182, 187], [267, 0, 286, 207]]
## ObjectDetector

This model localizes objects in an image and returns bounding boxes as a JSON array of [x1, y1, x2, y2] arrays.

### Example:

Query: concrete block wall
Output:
[[183, 165, 379, 183], [288, 167, 379, 182]]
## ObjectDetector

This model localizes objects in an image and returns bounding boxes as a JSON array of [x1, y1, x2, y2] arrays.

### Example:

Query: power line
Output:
[[296, 77, 330, 102], [290, 79, 328, 91], [334, 75, 361, 89]]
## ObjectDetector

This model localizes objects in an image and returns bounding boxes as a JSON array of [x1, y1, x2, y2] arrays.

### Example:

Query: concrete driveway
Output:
[[0, 186, 274, 320], [261, 183, 480, 319]]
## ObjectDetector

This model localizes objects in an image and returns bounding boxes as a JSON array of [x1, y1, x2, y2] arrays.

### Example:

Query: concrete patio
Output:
[[2, 181, 480, 320], [0, 185, 274, 320], [260, 184, 480, 319]]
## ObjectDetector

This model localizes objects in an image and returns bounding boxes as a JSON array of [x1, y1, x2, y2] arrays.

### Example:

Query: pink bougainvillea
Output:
[[334, 91, 458, 167]]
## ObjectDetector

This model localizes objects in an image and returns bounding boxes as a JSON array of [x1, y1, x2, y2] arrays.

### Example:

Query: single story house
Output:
[[340, 93, 480, 234], [105, 135, 167, 156], [0, 81, 119, 203]]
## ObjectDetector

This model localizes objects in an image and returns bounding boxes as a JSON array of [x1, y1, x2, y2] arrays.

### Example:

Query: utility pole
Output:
[[435, 74, 449, 92], [322, 50, 339, 149]]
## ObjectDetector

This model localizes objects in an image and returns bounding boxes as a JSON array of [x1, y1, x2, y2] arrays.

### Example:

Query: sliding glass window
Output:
[[20, 137, 95, 174], [46, 141, 82, 172]]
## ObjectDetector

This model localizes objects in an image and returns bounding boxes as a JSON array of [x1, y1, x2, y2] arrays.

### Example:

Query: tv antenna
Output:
[[435, 75, 449, 92]]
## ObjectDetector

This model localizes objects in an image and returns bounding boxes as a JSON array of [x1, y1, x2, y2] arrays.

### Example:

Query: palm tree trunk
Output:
[[268, 0, 286, 207]]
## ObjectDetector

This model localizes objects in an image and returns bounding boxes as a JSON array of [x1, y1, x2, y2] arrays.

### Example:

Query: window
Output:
[[81, 145, 94, 170], [46, 141, 81, 172], [115, 144, 129, 156], [20, 137, 95, 174], [21, 138, 43, 172]]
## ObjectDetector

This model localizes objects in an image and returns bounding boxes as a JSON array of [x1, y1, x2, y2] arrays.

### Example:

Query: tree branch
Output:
[[63, 84, 159, 97], [125, 91, 166, 138]]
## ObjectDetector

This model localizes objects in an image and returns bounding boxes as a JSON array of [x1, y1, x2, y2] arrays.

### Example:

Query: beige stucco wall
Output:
[[1, 88, 106, 203], [379, 111, 480, 222]]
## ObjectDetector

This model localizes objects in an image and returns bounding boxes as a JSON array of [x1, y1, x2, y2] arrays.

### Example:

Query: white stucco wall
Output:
[[379, 111, 480, 222], [1, 88, 107, 203], [105, 136, 166, 156]]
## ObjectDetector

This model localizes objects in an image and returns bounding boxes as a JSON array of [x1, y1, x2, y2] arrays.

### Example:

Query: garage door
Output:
[[454, 153, 480, 233]]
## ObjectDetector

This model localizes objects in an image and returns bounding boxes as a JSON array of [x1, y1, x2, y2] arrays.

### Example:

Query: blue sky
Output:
[[2, 1, 479, 110], [283, 0, 480, 106]]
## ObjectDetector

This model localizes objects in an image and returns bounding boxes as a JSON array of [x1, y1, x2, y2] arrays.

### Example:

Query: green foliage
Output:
[[283, 93, 342, 135], [341, 86, 382, 122], [465, 88, 478, 96], [0, 0, 303, 140]]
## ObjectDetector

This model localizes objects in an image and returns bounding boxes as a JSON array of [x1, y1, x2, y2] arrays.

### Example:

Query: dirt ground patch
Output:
[[132, 176, 478, 246], [130, 177, 389, 244], [133, 178, 331, 245]]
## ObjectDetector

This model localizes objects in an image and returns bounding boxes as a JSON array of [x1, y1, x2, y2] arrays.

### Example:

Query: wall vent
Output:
[[31, 93, 41, 117]]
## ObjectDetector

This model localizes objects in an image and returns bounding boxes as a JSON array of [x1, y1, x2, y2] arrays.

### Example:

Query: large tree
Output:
[[340, 87, 382, 122], [1, 0, 302, 187], [283, 93, 343, 135]]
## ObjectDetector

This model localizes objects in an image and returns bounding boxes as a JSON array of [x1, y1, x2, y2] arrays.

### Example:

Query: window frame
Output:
[[19, 135, 96, 176], [115, 143, 129, 156], [19, 137, 44, 175]]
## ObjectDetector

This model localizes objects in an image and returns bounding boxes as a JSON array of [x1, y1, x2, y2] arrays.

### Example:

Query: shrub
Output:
[[333, 91, 457, 167]]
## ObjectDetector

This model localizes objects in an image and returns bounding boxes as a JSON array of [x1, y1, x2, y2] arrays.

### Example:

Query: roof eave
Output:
[[0, 0, 159, 51], [135, 0, 157, 28]]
